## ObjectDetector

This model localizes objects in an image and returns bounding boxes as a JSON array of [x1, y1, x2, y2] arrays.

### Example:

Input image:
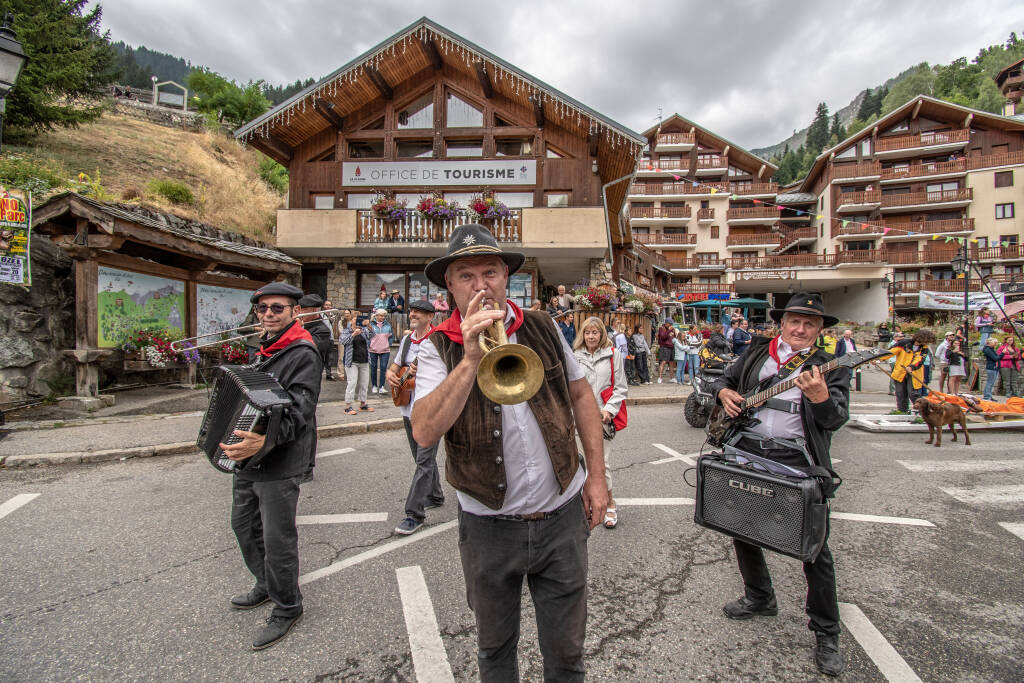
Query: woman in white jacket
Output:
[[573, 316, 628, 528]]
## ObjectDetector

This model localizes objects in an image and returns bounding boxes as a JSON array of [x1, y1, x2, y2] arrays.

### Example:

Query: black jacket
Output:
[[713, 335, 849, 471], [236, 321, 322, 482], [305, 318, 334, 358]]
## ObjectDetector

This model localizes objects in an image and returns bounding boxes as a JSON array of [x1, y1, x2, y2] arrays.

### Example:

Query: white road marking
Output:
[[651, 443, 699, 466], [830, 512, 935, 527], [850, 402, 897, 408], [0, 493, 40, 522], [998, 522, 1024, 540], [299, 520, 457, 585], [296, 513, 388, 525], [318, 447, 355, 458], [833, 459, 842, 464], [940, 485, 1024, 505], [617, 497, 695, 506], [839, 602, 923, 682], [899, 459, 1024, 473], [396, 566, 456, 683]]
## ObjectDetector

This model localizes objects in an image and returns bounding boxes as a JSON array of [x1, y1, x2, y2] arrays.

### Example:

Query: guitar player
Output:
[[713, 291, 850, 677], [386, 298, 445, 535]]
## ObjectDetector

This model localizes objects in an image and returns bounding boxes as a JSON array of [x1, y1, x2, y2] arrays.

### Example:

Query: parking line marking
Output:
[[651, 444, 699, 466], [899, 459, 1024, 473], [839, 602, 923, 682], [299, 520, 457, 586], [940, 485, 1024, 505], [396, 566, 455, 683], [318, 447, 355, 458], [831, 512, 935, 527], [998, 522, 1024, 540], [296, 513, 388, 525], [0, 493, 40, 522], [617, 497, 695, 506]]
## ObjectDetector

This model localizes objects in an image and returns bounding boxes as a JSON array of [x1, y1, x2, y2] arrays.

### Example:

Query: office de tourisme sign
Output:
[[342, 160, 537, 187]]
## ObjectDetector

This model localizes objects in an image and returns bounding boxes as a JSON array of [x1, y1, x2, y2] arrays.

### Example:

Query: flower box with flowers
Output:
[[467, 193, 511, 223], [119, 329, 199, 371], [416, 195, 461, 221], [370, 195, 409, 222], [572, 286, 611, 310]]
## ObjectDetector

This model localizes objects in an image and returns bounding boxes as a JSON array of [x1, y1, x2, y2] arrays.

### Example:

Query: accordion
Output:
[[694, 453, 828, 563], [197, 365, 293, 473]]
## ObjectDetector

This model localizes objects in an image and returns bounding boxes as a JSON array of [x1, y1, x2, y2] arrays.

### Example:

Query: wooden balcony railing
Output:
[[696, 155, 728, 169], [726, 206, 780, 221], [656, 132, 696, 146], [633, 232, 697, 245], [725, 249, 887, 269], [776, 227, 816, 250], [893, 279, 985, 294], [880, 158, 967, 181], [697, 207, 715, 220], [726, 232, 782, 246], [882, 218, 975, 236], [834, 223, 885, 237], [674, 283, 736, 295], [880, 187, 973, 208], [830, 162, 881, 180], [874, 128, 970, 152], [629, 182, 691, 196], [640, 158, 687, 171], [629, 206, 692, 219], [632, 241, 668, 269], [966, 150, 1024, 170], [836, 190, 882, 207], [662, 254, 702, 269], [729, 182, 779, 195], [356, 209, 520, 244]]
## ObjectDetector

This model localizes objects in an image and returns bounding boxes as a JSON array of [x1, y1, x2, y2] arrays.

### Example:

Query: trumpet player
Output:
[[411, 224, 607, 682]]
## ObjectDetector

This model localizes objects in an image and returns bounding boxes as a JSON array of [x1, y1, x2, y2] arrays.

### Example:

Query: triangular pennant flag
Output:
[[932, 234, 939, 240], [1002, 241, 1010, 247], [841, 220, 848, 227], [815, 214, 822, 220], [945, 236, 953, 243], [971, 239, 978, 243], [883, 227, 891, 234], [692, 181, 699, 187], [730, 194, 738, 200], [672, 175, 681, 181], [795, 209, 805, 215], [647, 164, 654, 170], [710, 188, 718, 194]]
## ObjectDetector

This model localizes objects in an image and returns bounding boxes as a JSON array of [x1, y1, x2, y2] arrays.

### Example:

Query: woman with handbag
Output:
[[573, 316, 628, 529], [367, 308, 394, 394]]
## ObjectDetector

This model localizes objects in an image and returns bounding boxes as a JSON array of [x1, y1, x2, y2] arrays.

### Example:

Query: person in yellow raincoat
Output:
[[891, 329, 935, 413]]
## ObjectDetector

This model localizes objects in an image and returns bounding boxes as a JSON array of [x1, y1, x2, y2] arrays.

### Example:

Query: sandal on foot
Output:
[[604, 508, 618, 529], [343, 407, 357, 416], [360, 404, 374, 412]]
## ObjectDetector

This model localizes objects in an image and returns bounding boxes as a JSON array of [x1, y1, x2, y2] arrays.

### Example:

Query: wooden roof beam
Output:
[[475, 62, 493, 99], [419, 38, 443, 70], [312, 99, 344, 130], [911, 99, 923, 119], [530, 96, 545, 128], [365, 66, 394, 100], [964, 112, 973, 128], [264, 134, 294, 162]]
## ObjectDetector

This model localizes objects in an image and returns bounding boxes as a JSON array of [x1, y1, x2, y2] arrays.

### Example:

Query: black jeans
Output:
[[895, 376, 919, 413], [401, 417, 443, 520], [326, 343, 339, 376], [231, 476, 303, 618], [634, 352, 650, 383], [458, 495, 590, 683]]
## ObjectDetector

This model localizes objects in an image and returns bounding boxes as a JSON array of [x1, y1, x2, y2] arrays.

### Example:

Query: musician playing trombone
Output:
[[712, 291, 849, 677], [411, 224, 607, 682]]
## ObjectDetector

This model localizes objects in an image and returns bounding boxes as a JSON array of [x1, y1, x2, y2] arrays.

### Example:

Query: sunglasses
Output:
[[254, 303, 294, 314]]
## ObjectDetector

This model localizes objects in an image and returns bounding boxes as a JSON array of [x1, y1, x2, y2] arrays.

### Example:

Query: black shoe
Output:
[[252, 612, 302, 650], [425, 498, 445, 510], [814, 633, 844, 677], [230, 588, 269, 610], [325, 375, 335, 381], [722, 595, 778, 620], [300, 470, 314, 483]]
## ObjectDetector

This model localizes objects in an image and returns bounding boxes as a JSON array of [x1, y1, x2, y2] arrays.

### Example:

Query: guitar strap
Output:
[[398, 334, 414, 367], [753, 350, 815, 415]]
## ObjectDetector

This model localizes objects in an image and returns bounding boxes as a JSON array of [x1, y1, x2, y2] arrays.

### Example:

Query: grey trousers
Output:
[[401, 417, 443, 520], [231, 476, 303, 618], [458, 495, 590, 683]]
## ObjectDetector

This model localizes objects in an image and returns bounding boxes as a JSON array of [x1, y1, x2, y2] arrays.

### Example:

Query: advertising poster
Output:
[[918, 290, 1005, 311], [0, 187, 32, 286], [97, 266, 186, 347], [197, 284, 252, 337]]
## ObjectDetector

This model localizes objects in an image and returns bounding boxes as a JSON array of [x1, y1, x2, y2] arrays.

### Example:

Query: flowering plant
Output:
[[371, 193, 409, 222], [416, 195, 461, 220], [467, 191, 511, 221], [623, 292, 661, 314], [220, 341, 250, 364], [118, 328, 196, 367], [572, 286, 610, 310]]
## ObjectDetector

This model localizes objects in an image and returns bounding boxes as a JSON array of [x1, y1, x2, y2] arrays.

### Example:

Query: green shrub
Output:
[[258, 155, 288, 194], [147, 179, 195, 205], [0, 156, 64, 196]]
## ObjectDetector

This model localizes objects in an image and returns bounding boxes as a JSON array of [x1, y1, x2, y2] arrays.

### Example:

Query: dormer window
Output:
[[446, 92, 483, 128], [397, 93, 434, 129]]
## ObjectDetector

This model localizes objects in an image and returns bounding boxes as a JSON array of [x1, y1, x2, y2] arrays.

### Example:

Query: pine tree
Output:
[[829, 113, 845, 142], [0, 0, 118, 135], [805, 102, 831, 154], [856, 89, 875, 121]]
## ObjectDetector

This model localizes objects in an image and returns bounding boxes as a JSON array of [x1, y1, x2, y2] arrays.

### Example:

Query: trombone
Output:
[[170, 308, 348, 351]]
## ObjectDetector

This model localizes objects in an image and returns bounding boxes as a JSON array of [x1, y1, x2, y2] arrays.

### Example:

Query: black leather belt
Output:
[[489, 494, 579, 522], [736, 437, 805, 462]]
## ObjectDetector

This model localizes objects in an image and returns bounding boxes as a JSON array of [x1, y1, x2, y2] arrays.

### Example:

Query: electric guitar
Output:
[[705, 347, 892, 447]]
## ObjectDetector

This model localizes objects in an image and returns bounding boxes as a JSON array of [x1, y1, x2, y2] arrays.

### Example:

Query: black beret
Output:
[[250, 281, 304, 304], [297, 293, 324, 308], [409, 299, 436, 313]]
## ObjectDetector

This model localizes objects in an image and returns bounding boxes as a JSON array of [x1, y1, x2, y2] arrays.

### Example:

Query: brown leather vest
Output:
[[429, 310, 579, 510]]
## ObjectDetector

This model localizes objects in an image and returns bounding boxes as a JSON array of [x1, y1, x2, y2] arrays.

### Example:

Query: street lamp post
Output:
[[0, 12, 27, 153], [881, 275, 895, 328], [951, 244, 970, 359]]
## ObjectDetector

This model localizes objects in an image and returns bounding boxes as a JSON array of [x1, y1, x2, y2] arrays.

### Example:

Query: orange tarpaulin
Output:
[[924, 391, 1024, 414]]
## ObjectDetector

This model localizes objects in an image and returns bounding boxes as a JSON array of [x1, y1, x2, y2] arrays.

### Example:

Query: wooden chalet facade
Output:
[[236, 17, 644, 310]]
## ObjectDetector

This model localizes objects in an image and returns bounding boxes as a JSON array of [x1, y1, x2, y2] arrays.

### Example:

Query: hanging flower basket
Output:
[[467, 191, 511, 223], [371, 194, 409, 222]]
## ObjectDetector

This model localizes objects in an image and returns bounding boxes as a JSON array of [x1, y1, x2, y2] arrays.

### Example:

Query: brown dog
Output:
[[914, 397, 971, 448]]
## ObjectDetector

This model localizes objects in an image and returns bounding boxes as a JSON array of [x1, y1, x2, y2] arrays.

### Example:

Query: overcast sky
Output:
[[93, 0, 1023, 150]]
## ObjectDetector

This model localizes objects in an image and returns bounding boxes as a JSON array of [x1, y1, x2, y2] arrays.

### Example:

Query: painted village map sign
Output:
[[196, 284, 252, 337], [97, 266, 186, 347], [0, 187, 32, 286]]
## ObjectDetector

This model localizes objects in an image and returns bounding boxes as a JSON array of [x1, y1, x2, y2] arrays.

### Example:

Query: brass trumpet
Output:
[[476, 303, 544, 405]]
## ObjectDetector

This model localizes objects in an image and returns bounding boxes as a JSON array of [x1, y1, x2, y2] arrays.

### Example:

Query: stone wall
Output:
[[0, 236, 75, 401], [110, 100, 206, 132]]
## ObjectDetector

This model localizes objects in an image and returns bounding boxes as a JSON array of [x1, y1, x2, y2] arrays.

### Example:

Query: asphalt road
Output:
[[1, 402, 1021, 681]]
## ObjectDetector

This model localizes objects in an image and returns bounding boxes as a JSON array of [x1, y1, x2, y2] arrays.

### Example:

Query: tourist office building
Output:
[[235, 17, 644, 315]]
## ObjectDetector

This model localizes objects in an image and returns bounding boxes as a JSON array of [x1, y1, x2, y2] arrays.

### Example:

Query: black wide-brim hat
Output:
[[769, 291, 839, 328], [424, 224, 525, 289]]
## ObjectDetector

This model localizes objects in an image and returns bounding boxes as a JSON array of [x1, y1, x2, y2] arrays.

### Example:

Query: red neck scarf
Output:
[[411, 324, 434, 345], [768, 336, 810, 366], [256, 319, 313, 358], [434, 300, 525, 345]]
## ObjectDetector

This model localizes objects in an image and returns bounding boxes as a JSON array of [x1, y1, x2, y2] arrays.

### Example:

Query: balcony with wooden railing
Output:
[[830, 162, 881, 182], [775, 227, 817, 251], [695, 155, 728, 173], [629, 206, 692, 221], [880, 158, 967, 182], [835, 190, 882, 212], [356, 209, 520, 244], [632, 232, 697, 246], [893, 279, 985, 294], [726, 206, 781, 223], [725, 249, 887, 269], [655, 132, 696, 150], [880, 187, 973, 210], [834, 222, 885, 238], [636, 158, 687, 173], [725, 232, 782, 247], [966, 150, 1024, 171], [881, 218, 974, 238], [675, 282, 736, 296], [874, 128, 971, 154], [697, 207, 715, 222], [662, 254, 702, 270], [628, 182, 693, 197], [729, 182, 779, 196]]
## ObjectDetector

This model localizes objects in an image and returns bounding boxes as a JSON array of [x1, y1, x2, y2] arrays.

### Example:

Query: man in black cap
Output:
[[386, 298, 444, 535], [221, 281, 322, 650], [712, 291, 849, 677], [411, 224, 607, 682], [297, 294, 334, 381]]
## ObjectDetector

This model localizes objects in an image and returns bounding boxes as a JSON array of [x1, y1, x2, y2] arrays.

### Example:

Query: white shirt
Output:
[[746, 338, 808, 441], [395, 330, 430, 419], [412, 307, 586, 516]]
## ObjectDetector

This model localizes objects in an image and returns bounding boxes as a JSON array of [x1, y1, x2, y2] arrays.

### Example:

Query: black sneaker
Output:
[[814, 633, 844, 676], [395, 517, 424, 535], [425, 498, 445, 510], [252, 613, 302, 650], [230, 588, 269, 610], [722, 595, 778, 620]]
